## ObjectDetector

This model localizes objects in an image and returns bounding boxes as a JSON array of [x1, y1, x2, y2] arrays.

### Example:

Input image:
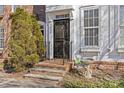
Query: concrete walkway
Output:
[[0, 72, 60, 88]]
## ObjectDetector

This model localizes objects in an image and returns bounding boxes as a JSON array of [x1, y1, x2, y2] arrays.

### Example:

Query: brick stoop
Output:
[[36, 62, 73, 72], [24, 61, 73, 82], [30, 67, 66, 76]]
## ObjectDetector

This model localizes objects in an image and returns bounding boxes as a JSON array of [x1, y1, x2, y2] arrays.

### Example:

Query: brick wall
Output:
[[0, 5, 12, 60], [21, 5, 34, 14], [0, 5, 46, 62], [87, 61, 124, 71], [33, 5, 46, 22]]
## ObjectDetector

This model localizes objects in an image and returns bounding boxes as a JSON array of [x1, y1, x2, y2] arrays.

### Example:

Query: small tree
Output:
[[31, 16, 45, 61], [4, 8, 44, 72]]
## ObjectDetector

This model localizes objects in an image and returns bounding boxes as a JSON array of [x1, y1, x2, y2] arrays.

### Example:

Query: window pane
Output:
[[94, 28, 99, 45], [89, 10, 93, 18], [89, 29, 93, 45], [94, 18, 99, 26], [94, 9, 99, 17], [84, 10, 88, 18], [85, 37, 88, 45], [0, 39, 3, 48], [85, 29, 88, 36], [65, 14, 70, 18], [84, 19, 88, 27], [89, 36, 93, 45], [0, 28, 4, 48], [94, 37, 98, 45], [94, 28, 98, 36], [89, 18, 93, 27], [89, 29, 93, 36], [85, 29, 88, 45], [56, 14, 69, 19], [0, 29, 4, 39]]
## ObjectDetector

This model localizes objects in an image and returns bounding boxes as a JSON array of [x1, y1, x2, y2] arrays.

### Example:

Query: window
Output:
[[56, 14, 69, 19], [120, 5, 124, 47], [12, 5, 19, 12], [84, 8, 99, 46], [0, 28, 4, 48], [0, 5, 4, 14], [40, 25, 44, 36]]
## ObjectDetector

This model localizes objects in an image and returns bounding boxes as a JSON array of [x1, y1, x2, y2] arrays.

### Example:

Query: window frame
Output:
[[55, 14, 70, 19], [81, 6, 100, 48], [0, 27, 4, 49], [0, 5, 4, 15], [119, 5, 124, 48]]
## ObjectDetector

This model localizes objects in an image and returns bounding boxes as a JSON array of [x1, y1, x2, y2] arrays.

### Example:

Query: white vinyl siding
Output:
[[84, 8, 99, 46]]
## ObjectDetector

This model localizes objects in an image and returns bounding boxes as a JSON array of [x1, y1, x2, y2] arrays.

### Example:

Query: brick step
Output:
[[31, 67, 65, 74], [36, 66, 65, 71], [36, 62, 66, 70], [30, 71, 63, 77], [30, 67, 66, 76], [23, 74, 63, 81]]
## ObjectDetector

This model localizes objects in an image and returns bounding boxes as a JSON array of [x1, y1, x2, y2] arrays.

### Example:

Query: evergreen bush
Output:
[[4, 8, 45, 72]]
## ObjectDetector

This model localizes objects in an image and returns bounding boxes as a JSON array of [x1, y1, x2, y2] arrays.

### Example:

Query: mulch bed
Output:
[[62, 68, 124, 84]]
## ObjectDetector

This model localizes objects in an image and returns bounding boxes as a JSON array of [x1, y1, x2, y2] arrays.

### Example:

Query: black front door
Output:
[[54, 19, 70, 59]]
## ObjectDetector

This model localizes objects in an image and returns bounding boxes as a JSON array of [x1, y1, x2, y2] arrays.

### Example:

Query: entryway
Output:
[[54, 19, 70, 59]]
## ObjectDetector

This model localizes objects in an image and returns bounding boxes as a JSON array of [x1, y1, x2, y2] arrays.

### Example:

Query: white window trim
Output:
[[81, 5, 101, 49], [0, 27, 4, 49], [0, 5, 4, 15], [118, 5, 124, 48]]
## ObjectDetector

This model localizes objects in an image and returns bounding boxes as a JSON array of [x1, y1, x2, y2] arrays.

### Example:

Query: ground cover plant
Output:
[[62, 68, 124, 88]]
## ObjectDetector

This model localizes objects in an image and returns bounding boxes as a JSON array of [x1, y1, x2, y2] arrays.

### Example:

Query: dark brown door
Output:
[[54, 19, 70, 59]]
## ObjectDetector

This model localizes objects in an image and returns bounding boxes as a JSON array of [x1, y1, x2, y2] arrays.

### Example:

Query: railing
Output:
[[70, 41, 73, 61]]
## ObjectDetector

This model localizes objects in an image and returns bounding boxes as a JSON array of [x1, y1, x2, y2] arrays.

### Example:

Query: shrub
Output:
[[118, 80, 124, 88], [4, 8, 45, 72], [24, 54, 39, 68]]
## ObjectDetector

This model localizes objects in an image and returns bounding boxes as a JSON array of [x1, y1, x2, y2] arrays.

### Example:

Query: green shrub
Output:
[[4, 8, 45, 72], [24, 54, 39, 68], [118, 80, 124, 88]]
